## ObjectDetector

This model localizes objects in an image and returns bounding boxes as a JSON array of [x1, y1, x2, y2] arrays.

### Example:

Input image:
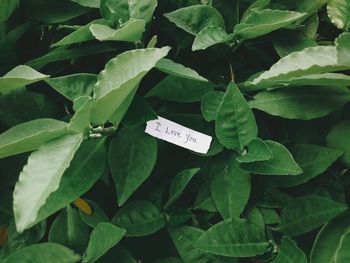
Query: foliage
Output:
[[1, 0, 350, 262]]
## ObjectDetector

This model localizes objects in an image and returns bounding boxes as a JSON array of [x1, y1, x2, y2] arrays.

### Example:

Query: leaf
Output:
[[112, 200, 165, 237], [79, 200, 109, 228], [155, 58, 208, 82], [46, 73, 97, 101], [310, 211, 350, 263], [26, 43, 114, 70], [0, 87, 60, 127], [91, 47, 170, 124], [100, 0, 129, 23], [246, 35, 350, 87], [240, 140, 302, 176], [327, 0, 350, 29], [270, 236, 307, 263], [13, 133, 83, 233], [68, 96, 93, 133], [70, 0, 100, 8], [335, 232, 350, 263], [51, 19, 109, 47], [108, 126, 157, 206], [243, 73, 350, 91], [210, 157, 251, 219], [326, 121, 350, 168], [337, 33, 350, 66], [0, 0, 19, 22], [236, 138, 273, 163], [147, 76, 213, 103], [1, 243, 81, 263], [165, 168, 200, 208], [23, 0, 89, 24], [48, 206, 90, 254], [122, 95, 157, 127], [201, 91, 224, 122], [0, 118, 68, 159], [215, 82, 258, 151], [164, 5, 225, 35], [270, 144, 343, 187], [90, 19, 146, 42], [0, 65, 49, 93], [249, 86, 350, 120], [274, 36, 318, 58], [5, 221, 46, 254], [83, 223, 126, 263], [275, 196, 348, 236], [128, 0, 157, 23], [168, 225, 237, 263], [194, 218, 270, 257], [192, 26, 232, 51], [36, 138, 107, 229], [233, 9, 306, 40]]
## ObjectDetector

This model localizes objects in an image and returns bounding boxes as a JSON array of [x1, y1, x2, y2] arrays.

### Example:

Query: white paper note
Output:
[[145, 116, 212, 154]]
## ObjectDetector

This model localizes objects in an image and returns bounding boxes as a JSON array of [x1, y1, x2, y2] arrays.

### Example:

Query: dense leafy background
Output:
[[1, 0, 350, 262]]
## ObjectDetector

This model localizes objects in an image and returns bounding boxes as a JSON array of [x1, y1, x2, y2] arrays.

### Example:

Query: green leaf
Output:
[[100, 0, 129, 24], [108, 126, 157, 206], [249, 86, 350, 120], [48, 206, 90, 254], [0, 65, 49, 93], [147, 76, 213, 103], [13, 133, 83, 233], [112, 200, 165, 237], [326, 121, 350, 168], [70, 0, 100, 8], [168, 225, 237, 263], [233, 9, 306, 40], [215, 82, 258, 151], [46, 74, 96, 101], [155, 58, 208, 82], [273, 36, 318, 58], [164, 5, 225, 35], [0, 118, 68, 159], [236, 138, 273, 163], [5, 221, 46, 254], [192, 26, 232, 51], [83, 223, 126, 263], [23, 0, 89, 24], [0, 0, 19, 22], [335, 232, 350, 263], [243, 73, 350, 91], [26, 43, 114, 70], [327, 0, 350, 29], [68, 96, 93, 133], [122, 95, 157, 127], [210, 157, 250, 219], [79, 200, 109, 228], [128, 0, 157, 24], [270, 144, 343, 187], [337, 33, 350, 66], [1, 243, 81, 263], [270, 236, 307, 263], [51, 19, 108, 47], [310, 211, 350, 263], [246, 35, 350, 87], [275, 196, 348, 236], [194, 218, 269, 257], [36, 139, 107, 229], [240, 140, 302, 176], [90, 19, 146, 42], [165, 168, 200, 208], [201, 91, 224, 122], [91, 47, 170, 124]]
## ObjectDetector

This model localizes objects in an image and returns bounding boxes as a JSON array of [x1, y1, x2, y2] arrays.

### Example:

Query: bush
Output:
[[1, 0, 350, 262]]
